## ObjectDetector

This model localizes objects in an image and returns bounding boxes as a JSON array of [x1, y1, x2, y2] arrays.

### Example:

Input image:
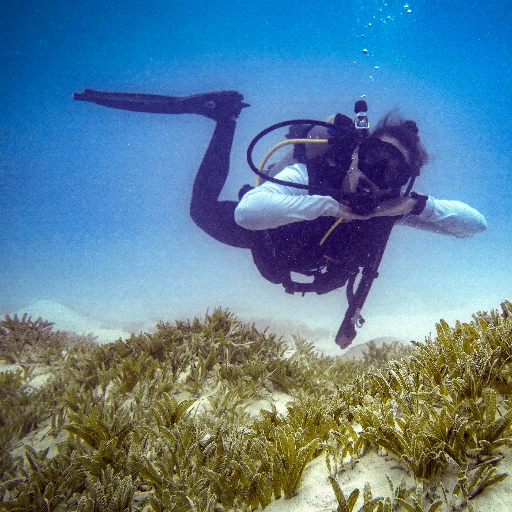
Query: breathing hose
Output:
[[246, 119, 334, 189], [247, 119, 344, 247]]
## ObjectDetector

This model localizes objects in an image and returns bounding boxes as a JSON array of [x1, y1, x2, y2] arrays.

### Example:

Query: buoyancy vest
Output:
[[250, 215, 396, 295], [245, 112, 402, 344], [248, 120, 398, 296]]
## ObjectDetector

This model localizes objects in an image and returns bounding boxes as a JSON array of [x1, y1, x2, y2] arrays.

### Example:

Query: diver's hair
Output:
[[371, 110, 429, 176]]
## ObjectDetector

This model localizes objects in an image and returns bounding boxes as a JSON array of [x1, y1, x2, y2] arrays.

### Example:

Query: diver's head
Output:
[[339, 111, 429, 215], [348, 135, 411, 191], [370, 110, 429, 179], [300, 107, 428, 214], [341, 110, 427, 191], [339, 138, 406, 214], [340, 134, 416, 214]]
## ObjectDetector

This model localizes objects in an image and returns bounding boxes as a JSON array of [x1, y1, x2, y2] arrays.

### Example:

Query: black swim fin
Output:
[[73, 89, 249, 121]]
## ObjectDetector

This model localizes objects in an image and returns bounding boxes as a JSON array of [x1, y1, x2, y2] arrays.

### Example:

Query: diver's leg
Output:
[[190, 118, 254, 248], [74, 87, 253, 247]]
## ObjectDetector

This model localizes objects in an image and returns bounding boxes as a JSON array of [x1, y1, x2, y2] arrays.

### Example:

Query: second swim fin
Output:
[[73, 89, 249, 121]]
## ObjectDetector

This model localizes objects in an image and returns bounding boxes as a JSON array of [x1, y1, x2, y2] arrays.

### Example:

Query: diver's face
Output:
[[341, 135, 410, 196]]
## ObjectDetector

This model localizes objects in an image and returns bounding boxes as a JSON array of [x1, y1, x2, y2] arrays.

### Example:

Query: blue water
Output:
[[1, 0, 510, 350]]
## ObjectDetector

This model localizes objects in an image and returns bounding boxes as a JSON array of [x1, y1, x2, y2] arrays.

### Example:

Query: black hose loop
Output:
[[246, 119, 334, 189]]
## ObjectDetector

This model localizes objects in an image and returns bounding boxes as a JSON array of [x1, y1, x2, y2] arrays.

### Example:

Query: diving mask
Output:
[[342, 138, 411, 215], [357, 138, 411, 189]]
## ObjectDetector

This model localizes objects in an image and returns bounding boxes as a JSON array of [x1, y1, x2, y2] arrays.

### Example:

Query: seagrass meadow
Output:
[[1, 302, 512, 512]]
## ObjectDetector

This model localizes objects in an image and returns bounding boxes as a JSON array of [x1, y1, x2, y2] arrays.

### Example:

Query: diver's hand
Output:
[[336, 202, 372, 221], [371, 197, 418, 217]]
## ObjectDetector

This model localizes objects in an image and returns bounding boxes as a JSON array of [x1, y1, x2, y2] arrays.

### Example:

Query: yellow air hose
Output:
[[256, 138, 343, 248], [255, 138, 328, 186], [319, 218, 343, 245]]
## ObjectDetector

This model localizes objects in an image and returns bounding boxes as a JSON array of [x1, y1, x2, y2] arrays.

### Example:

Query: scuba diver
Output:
[[73, 88, 487, 349]]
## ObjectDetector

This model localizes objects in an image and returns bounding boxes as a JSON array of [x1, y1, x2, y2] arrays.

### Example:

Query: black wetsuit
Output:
[[189, 119, 257, 249]]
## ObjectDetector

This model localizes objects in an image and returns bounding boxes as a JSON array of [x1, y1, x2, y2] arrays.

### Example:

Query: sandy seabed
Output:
[[4, 359, 512, 512], [3, 301, 512, 512]]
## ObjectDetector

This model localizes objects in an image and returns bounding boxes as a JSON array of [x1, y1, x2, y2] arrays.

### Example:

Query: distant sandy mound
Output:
[[10, 300, 130, 344]]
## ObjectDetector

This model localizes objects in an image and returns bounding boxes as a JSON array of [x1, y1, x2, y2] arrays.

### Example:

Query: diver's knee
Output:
[[189, 202, 201, 226], [189, 201, 210, 232]]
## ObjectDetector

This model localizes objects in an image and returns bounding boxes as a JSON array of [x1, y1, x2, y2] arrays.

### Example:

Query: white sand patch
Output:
[[10, 300, 131, 344]]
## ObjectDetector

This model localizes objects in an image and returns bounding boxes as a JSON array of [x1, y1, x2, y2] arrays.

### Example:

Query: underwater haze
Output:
[[1, 0, 511, 353]]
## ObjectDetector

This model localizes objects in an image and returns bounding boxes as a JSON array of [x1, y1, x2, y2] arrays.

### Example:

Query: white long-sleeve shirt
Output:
[[235, 163, 487, 238]]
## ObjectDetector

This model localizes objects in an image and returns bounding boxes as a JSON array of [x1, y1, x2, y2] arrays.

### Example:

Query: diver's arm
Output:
[[397, 196, 487, 238], [235, 164, 340, 230]]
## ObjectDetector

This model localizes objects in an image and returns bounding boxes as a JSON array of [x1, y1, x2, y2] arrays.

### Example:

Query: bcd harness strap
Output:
[[335, 217, 396, 344]]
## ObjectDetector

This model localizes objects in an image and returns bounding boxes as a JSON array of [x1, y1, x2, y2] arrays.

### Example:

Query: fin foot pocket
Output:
[[179, 91, 250, 121]]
